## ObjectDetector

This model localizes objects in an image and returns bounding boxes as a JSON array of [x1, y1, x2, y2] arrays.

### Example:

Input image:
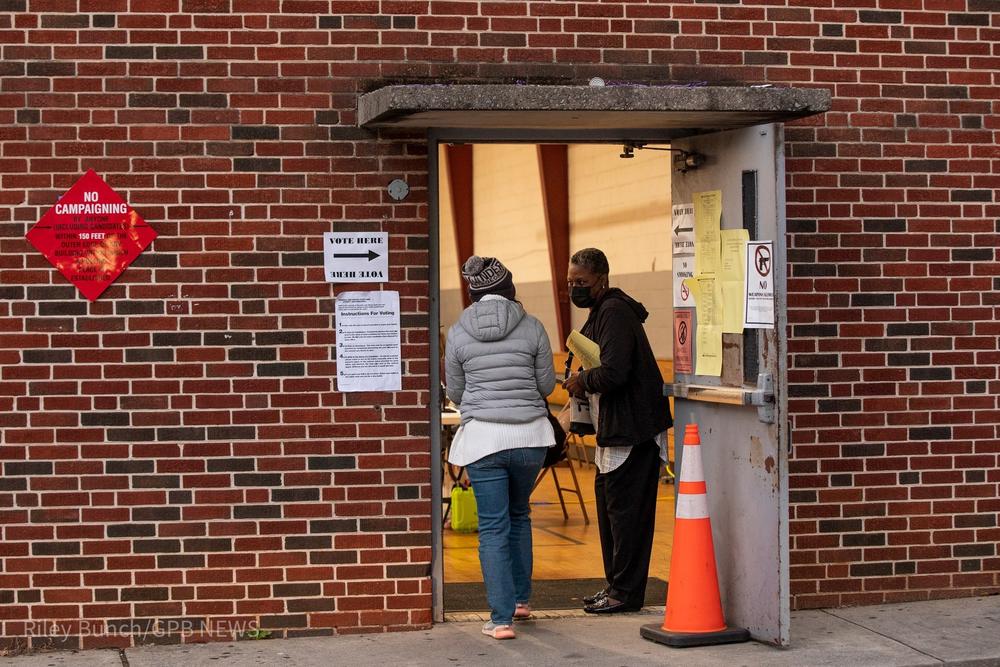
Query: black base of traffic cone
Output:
[[640, 622, 751, 648]]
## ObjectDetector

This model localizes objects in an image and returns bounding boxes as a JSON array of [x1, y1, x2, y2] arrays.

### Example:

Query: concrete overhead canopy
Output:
[[357, 84, 831, 140]]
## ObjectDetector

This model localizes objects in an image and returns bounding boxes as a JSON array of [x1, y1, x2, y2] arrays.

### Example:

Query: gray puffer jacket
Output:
[[445, 296, 556, 425]]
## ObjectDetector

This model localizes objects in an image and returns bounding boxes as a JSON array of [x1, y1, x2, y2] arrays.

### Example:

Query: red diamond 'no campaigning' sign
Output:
[[26, 170, 156, 301]]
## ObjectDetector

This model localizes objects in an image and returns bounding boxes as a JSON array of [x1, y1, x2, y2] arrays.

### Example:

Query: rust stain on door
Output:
[[749, 435, 779, 492]]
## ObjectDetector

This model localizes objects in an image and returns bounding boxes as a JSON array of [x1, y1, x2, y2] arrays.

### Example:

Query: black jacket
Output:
[[577, 288, 672, 447]]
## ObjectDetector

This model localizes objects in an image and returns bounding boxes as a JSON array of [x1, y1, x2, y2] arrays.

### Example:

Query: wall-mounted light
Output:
[[618, 142, 705, 173], [673, 150, 705, 174]]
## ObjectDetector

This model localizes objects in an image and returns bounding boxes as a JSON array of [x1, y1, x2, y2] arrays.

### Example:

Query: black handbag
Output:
[[543, 410, 568, 468]]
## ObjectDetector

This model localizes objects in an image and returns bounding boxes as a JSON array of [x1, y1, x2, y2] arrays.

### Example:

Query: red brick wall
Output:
[[1, 0, 998, 652], [778, 1, 1000, 608]]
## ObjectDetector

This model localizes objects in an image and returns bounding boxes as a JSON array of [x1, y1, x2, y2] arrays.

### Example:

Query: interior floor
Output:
[[443, 458, 675, 593]]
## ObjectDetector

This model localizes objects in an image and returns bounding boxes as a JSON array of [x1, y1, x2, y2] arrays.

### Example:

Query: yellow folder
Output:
[[566, 330, 601, 370]]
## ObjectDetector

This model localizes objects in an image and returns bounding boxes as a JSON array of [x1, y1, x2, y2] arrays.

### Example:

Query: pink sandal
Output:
[[482, 621, 515, 639]]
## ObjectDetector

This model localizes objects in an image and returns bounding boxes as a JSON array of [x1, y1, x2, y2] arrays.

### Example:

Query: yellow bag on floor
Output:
[[450, 484, 478, 532]]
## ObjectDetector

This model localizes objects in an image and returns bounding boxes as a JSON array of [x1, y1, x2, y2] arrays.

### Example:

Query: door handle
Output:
[[750, 372, 775, 424], [665, 372, 775, 424]]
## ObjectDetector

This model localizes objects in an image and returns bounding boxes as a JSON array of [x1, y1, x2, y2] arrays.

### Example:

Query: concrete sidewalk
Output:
[[3, 595, 999, 666]]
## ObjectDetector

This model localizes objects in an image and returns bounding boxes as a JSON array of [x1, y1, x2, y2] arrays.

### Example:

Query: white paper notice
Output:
[[744, 241, 775, 329], [335, 290, 402, 392], [671, 203, 695, 255], [673, 254, 695, 308], [672, 203, 696, 308], [324, 232, 389, 283]]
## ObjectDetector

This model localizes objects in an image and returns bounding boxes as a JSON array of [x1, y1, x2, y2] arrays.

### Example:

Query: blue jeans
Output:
[[465, 446, 547, 625]]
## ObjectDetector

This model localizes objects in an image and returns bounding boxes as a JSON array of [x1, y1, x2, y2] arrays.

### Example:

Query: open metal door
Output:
[[669, 123, 790, 645]]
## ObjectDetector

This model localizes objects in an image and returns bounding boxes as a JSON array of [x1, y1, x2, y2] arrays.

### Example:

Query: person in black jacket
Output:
[[563, 247, 672, 614]]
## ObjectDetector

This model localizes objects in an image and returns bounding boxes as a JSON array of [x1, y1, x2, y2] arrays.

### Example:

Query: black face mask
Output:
[[570, 285, 597, 309]]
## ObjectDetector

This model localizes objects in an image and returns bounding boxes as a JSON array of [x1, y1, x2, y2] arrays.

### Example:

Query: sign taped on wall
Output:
[[673, 255, 695, 308], [673, 309, 693, 375], [693, 190, 721, 276], [683, 276, 723, 377], [672, 203, 696, 308], [324, 232, 389, 283], [671, 203, 694, 254], [335, 290, 402, 392], [25, 169, 156, 301], [721, 228, 749, 334], [744, 241, 775, 329]]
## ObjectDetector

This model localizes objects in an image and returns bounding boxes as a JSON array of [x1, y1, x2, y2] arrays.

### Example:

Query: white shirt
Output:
[[447, 414, 554, 467], [590, 393, 669, 473], [595, 431, 670, 474]]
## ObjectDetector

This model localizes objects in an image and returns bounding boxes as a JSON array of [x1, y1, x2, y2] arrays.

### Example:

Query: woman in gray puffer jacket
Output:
[[445, 255, 556, 641]]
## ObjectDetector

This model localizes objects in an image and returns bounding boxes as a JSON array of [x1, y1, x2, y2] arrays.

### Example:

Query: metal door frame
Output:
[[428, 128, 682, 621], [427, 126, 787, 628]]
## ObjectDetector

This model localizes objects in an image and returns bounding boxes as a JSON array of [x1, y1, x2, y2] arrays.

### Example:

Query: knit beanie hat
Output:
[[461, 255, 515, 302]]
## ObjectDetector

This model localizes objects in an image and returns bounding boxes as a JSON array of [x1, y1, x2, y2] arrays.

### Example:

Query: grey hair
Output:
[[570, 247, 609, 276]]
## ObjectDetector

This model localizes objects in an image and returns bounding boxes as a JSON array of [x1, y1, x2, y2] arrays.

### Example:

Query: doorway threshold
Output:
[[444, 606, 665, 623]]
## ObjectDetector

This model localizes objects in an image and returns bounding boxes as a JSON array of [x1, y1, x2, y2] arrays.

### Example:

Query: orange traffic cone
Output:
[[641, 423, 750, 648]]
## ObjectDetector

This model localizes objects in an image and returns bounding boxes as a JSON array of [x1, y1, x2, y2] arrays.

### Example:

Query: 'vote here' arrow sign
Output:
[[324, 232, 389, 283]]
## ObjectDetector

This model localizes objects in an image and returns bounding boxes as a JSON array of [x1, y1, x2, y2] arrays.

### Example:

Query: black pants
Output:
[[594, 439, 661, 608]]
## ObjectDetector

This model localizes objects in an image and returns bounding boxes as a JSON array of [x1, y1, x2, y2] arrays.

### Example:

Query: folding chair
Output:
[[533, 455, 590, 525], [565, 432, 592, 468]]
